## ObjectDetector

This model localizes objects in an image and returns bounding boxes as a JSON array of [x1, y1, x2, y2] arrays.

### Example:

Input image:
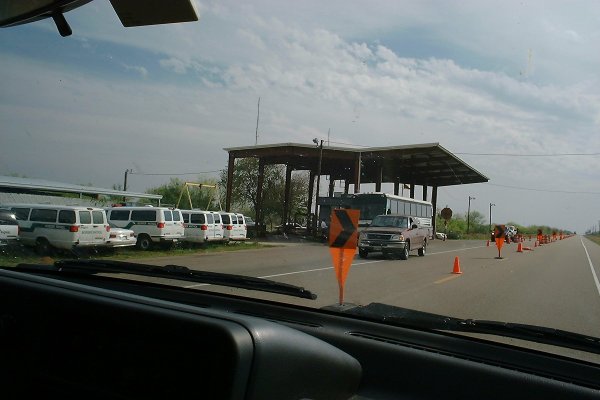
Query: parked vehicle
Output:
[[0, 209, 19, 246], [435, 232, 447, 241], [358, 214, 429, 259], [181, 209, 225, 244], [105, 206, 184, 250], [275, 222, 307, 235], [105, 224, 136, 248], [231, 213, 248, 241], [2, 204, 109, 254]]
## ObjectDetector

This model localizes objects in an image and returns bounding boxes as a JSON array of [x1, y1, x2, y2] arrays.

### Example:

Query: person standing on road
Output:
[[320, 220, 328, 242]]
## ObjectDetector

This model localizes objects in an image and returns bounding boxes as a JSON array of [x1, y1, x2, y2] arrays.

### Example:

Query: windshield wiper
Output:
[[338, 303, 600, 356], [12, 259, 317, 300]]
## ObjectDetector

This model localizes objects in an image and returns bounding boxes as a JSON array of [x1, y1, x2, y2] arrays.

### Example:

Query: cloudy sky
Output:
[[1, 0, 600, 233]]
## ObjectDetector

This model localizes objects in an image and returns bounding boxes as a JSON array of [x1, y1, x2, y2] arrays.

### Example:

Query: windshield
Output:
[[2, 0, 600, 365], [371, 216, 408, 229]]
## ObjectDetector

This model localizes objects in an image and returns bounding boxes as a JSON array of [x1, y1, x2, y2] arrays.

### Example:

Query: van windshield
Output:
[[371, 216, 408, 228]]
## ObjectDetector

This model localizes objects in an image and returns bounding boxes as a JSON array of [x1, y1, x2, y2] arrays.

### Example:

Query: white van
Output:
[[221, 212, 247, 241], [2, 204, 109, 254], [232, 213, 247, 241], [181, 210, 224, 244], [220, 212, 235, 242], [106, 206, 184, 250]]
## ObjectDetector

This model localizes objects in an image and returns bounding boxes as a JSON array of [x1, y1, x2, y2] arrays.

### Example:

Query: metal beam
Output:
[[307, 171, 315, 233], [432, 186, 438, 237], [256, 158, 265, 234], [354, 152, 362, 193], [375, 163, 383, 192], [225, 153, 235, 212], [283, 164, 292, 227]]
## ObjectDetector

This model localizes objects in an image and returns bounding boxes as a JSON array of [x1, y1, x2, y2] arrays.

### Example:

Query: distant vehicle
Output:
[[506, 225, 517, 238], [245, 216, 255, 228], [0, 209, 19, 246], [106, 206, 184, 250], [2, 204, 109, 254], [275, 222, 306, 234], [180, 210, 225, 244], [491, 225, 518, 243], [435, 232, 447, 241], [231, 213, 248, 241], [318, 192, 433, 230], [358, 214, 428, 260], [220, 212, 248, 241], [106, 224, 136, 248]]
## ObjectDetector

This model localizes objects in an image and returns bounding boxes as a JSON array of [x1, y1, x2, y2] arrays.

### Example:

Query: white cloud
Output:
[[123, 64, 148, 77], [159, 57, 190, 74], [3, 1, 600, 232]]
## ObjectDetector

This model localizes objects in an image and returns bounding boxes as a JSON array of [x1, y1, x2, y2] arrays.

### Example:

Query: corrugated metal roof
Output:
[[0, 175, 162, 200]]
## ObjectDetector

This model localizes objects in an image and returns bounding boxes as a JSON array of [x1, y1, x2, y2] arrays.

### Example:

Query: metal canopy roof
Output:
[[0, 175, 162, 200], [224, 142, 488, 187]]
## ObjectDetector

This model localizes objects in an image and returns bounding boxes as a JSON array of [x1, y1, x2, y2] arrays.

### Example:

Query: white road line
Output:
[[428, 245, 487, 255], [183, 260, 384, 288], [183, 245, 486, 289], [580, 237, 600, 297]]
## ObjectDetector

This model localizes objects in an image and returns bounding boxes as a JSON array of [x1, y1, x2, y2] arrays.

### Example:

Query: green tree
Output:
[[220, 159, 309, 228], [146, 177, 220, 209]]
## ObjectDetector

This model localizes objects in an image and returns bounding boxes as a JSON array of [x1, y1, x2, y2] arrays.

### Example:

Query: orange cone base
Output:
[[452, 256, 462, 274]]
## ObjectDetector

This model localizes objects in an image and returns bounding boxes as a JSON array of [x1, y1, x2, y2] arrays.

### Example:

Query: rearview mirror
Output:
[[412, 224, 418, 229], [1, 0, 198, 37]]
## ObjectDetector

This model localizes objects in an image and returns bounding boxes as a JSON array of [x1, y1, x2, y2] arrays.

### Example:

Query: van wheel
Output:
[[400, 242, 409, 260], [35, 238, 52, 256], [358, 249, 368, 259], [136, 235, 152, 251], [418, 240, 426, 257]]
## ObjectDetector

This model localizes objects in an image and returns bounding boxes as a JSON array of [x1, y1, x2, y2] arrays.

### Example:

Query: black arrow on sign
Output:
[[331, 209, 357, 248]]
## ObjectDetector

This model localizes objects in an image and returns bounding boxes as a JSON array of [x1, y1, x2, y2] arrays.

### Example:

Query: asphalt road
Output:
[[127, 236, 600, 337]]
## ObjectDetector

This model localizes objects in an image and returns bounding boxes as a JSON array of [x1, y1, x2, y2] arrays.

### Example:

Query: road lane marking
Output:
[[434, 275, 461, 284], [580, 238, 600, 297], [183, 260, 384, 288], [182, 246, 488, 289], [428, 245, 487, 255]]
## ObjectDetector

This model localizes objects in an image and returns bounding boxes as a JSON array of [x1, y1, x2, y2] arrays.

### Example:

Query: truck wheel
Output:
[[358, 249, 368, 259], [418, 240, 426, 257], [35, 238, 52, 256], [136, 235, 152, 251], [400, 243, 409, 260]]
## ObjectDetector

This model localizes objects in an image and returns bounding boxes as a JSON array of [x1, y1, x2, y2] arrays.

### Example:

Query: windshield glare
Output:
[[2, 0, 600, 365], [371, 216, 408, 228]]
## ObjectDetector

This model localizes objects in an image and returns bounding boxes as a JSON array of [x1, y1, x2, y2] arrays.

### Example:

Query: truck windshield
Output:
[[371, 216, 408, 228]]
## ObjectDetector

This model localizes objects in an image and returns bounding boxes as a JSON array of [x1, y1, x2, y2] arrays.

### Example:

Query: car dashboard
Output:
[[1, 268, 599, 399]]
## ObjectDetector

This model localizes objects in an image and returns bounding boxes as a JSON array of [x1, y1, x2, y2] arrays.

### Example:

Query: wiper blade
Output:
[[13, 259, 317, 300], [342, 303, 600, 356]]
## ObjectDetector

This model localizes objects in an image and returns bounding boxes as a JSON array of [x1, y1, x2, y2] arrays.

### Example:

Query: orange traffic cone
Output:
[[517, 242, 523, 253], [452, 256, 462, 274]]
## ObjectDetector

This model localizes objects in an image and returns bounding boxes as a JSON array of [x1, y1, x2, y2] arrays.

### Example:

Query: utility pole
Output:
[[123, 169, 131, 191], [313, 138, 324, 235], [489, 203, 495, 233], [467, 196, 476, 234], [255, 97, 260, 145]]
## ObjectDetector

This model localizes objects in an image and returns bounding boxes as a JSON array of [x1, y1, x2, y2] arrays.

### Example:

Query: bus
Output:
[[317, 192, 433, 228]]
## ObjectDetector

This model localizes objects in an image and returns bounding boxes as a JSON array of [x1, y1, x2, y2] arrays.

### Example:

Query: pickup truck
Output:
[[358, 214, 429, 260]]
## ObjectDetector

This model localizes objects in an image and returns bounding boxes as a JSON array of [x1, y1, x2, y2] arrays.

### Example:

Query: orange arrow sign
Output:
[[328, 209, 359, 304]]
